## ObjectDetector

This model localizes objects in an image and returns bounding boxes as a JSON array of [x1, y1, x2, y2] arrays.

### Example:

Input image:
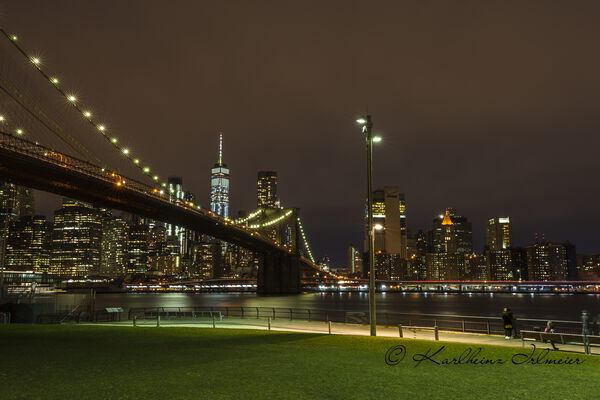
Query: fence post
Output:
[[268, 317, 271, 331], [328, 320, 332, 334], [461, 319, 465, 332], [398, 324, 403, 338], [212, 314, 216, 328], [156, 314, 160, 327], [290, 308, 293, 320], [434, 325, 439, 341], [241, 307, 245, 318], [273, 308, 276, 319], [133, 316, 137, 327], [486, 321, 491, 335], [307, 309, 311, 322], [256, 307, 259, 319]]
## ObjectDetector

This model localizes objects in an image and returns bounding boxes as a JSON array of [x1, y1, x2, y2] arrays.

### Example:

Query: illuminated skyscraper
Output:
[[100, 216, 128, 276], [6, 215, 50, 272], [366, 187, 408, 279], [486, 217, 511, 250], [257, 171, 279, 209], [50, 199, 102, 277], [210, 132, 230, 218]]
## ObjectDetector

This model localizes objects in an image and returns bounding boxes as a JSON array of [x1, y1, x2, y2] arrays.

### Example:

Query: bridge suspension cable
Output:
[[248, 209, 293, 229], [296, 217, 315, 263], [0, 28, 167, 189]]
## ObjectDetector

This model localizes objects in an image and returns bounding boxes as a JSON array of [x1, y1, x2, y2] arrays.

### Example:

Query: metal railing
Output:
[[118, 306, 585, 336]]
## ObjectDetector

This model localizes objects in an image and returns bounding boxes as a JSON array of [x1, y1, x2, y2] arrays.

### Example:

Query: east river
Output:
[[91, 292, 600, 321]]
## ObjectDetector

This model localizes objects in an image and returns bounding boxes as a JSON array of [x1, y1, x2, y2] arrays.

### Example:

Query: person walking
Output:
[[502, 307, 514, 339], [544, 321, 559, 350]]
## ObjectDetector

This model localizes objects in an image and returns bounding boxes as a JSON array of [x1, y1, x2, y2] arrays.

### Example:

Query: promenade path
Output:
[[94, 316, 598, 355]]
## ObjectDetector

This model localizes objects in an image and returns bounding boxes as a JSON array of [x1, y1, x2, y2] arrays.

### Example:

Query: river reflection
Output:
[[90, 292, 600, 320]]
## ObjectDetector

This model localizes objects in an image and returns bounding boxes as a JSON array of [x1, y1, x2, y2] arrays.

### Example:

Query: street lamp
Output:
[[357, 115, 382, 336]]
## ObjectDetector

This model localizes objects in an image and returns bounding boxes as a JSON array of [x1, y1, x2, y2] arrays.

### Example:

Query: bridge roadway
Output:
[[0, 131, 324, 293]]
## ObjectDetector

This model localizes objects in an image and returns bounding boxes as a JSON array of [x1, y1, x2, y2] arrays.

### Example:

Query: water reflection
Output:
[[90, 291, 600, 320]]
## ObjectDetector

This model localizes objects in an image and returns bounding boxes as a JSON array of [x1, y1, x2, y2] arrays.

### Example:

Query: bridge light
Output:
[[0, 115, 4, 122], [111, 137, 118, 143], [159, 190, 164, 195], [98, 125, 106, 132], [356, 117, 367, 125], [153, 175, 159, 181], [116, 181, 122, 186], [31, 57, 41, 65], [122, 148, 130, 155], [143, 167, 150, 173], [50, 77, 59, 85], [372, 136, 382, 143], [10, 35, 17, 41], [133, 159, 140, 164], [373, 224, 383, 231], [161, 182, 166, 187], [83, 111, 92, 118], [16, 129, 23, 135], [67, 95, 77, 102]]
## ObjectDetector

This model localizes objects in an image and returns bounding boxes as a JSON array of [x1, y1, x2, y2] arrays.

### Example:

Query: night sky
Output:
[[2, 1, 600, 266]]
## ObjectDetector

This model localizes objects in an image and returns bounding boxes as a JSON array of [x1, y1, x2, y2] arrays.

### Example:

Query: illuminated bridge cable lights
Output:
[[235, 209, 262, 224], [248, 210, 293, 229], [0, 28, 167, 190], [297, 217, 315, 263]]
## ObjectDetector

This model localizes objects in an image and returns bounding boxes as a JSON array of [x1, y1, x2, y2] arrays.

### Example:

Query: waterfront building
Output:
[[127, 221, 150, 274], [425, 208, 473, 280], [257, 171, 280, 209], [365, 187, 408, 279], [486, 217, 511, 250], [0, 183, 34, 269], [210, 132, 230, 218], [100, 216, 128, 276], [5, 215, 50, 272], [50, 199, 102, 277], [347, 245, 363, 277], [526, 241, 577, 281]]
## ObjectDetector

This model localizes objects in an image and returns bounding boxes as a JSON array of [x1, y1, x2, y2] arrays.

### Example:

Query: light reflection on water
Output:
[[90, 292, 600, 320]]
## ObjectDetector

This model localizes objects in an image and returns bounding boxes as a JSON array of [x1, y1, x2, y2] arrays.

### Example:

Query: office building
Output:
[[50, 199, 102, 277], [257, 171, 280, 208], [5, 215, 50, 272], [210, 132, 230, 218]]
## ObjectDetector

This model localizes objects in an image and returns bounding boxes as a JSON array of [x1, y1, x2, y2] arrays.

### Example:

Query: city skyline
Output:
[[2, 2, 600, 266]]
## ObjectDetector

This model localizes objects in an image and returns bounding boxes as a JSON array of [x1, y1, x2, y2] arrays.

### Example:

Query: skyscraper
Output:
[[426, 208, 473, 280], [486, 217, 511, 250], [100, 216, 129, 276], [210, 132, 230, 218], [50, 199, 102, 277], [6, 215, 50, 272], [257, 171, 279, 209], [366, 187, 408, 280], [485, 217, 513, 280]]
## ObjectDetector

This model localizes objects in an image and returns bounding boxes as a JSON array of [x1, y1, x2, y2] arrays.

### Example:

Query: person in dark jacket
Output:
[[502, 307, 514, 339]]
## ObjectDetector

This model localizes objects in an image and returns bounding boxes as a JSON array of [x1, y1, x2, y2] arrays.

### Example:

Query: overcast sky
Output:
[[2, 1, 600, 265]]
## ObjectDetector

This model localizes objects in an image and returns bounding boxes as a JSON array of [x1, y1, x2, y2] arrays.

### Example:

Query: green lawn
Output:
[[0, 325, 598, 399]]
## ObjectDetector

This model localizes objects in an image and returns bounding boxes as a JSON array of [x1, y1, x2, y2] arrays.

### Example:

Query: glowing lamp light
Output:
[[122, 148, 130, 155], [356, 117, 367, 125], [111, 137, 118, 143], [161, 183, 166, 187], [10, 35, 17, 41], [373, 224, 384, 231], [153, 175, 159, 181], [143, 167, 150, 173], [372, 136, 382, 143], [50, 77, 59, 84], [31, 57, 41, 65], [83, 111, 92, 118], [133, 159, 140, 164], [16, 128, 23, 135], [98, 125, 106, 131], [67, 95, 77, 102], [0, 116, 4, 122]]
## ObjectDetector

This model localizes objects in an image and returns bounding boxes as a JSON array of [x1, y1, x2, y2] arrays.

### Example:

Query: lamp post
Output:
[[357, 115, 382, 336]]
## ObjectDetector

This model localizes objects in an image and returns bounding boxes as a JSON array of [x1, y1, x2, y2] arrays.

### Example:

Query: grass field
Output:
[[0, 325, 598, 399]]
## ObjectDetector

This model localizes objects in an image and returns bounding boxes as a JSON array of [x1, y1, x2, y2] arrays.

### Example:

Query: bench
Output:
[[521, 330, 600, 354]]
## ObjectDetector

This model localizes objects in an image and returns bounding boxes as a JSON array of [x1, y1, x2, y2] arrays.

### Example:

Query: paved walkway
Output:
[[94, 316, 597, 355]]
